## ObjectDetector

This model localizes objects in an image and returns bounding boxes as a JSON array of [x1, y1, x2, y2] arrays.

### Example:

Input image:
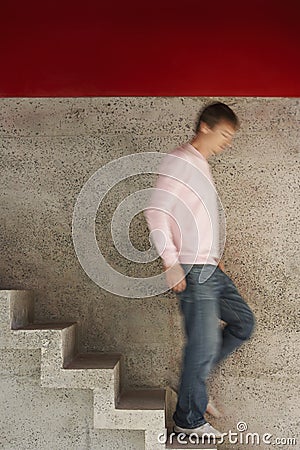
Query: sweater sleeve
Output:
[[144, 153, 185, 267]]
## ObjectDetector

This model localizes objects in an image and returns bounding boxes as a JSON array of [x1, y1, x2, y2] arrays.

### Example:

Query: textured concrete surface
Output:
[[1, 291, 166, 449], [0, 97, 299, 448], [0, 348, 145, 450]]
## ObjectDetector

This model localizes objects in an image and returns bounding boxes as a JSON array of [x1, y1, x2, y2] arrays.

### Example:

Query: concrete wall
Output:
[[0, 97, 299, 448]]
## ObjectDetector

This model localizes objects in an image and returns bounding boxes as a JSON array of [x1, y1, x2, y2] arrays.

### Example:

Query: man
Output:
[[144, 102, 255, 438]]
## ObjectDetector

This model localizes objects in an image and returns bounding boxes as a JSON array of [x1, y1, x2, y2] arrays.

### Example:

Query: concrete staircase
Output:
[[0, 289, 217, 450]]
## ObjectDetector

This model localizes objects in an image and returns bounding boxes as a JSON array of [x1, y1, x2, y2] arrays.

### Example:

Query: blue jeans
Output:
[[173, 264, 255, 429]]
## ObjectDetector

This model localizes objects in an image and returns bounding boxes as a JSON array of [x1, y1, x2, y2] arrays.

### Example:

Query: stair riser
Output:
[[1, 329, 60, 350], [92, 364, 121, 416], [61, 323, 78, 366], [40, 328, 76, 386], [0, 290, 34, 337], [114, 357, 121, 403], [42, 368, 117, 390], [94, 409, 165, 430], [9, 290, 34, 329], [0, 290, 32, 324]]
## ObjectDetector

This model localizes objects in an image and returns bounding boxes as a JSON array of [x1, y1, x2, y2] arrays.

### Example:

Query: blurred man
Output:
[[144, 102, 255, 438]]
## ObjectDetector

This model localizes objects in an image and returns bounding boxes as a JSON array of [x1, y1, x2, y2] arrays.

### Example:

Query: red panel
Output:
[[1, 0, 300, 96]]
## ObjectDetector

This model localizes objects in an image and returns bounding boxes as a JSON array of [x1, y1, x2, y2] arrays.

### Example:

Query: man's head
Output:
[[193, 102, 239, 157], [195, 102, 239, 133]]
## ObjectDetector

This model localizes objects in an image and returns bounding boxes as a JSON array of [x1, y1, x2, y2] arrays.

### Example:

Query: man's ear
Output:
[[199, 121, 211, 134]]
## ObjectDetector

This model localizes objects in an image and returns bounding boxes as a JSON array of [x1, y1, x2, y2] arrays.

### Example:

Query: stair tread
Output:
[[15, 322, 76, 330], [116, 388, 165, 410], [64, 352, 121, 369]]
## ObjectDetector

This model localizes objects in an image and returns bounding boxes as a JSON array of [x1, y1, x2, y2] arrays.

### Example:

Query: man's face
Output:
[[201, 120, 236, 156]]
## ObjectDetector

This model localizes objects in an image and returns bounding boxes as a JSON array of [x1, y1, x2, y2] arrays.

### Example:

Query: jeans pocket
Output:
[[197, 265, 219, 284]]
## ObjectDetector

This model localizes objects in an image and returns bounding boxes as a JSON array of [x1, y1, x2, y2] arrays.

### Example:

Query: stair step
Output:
[[116, 389, 165, 410], [166, 430, 217, 449], [15, 322, 76, 330], [64, 352, 121, 369]]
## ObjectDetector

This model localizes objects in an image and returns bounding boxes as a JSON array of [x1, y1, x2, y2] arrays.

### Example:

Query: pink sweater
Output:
[[144, 143, 223, 267]]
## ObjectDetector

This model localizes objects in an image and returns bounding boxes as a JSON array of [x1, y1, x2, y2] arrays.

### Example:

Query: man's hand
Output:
[[218, 260, 225, 272], [163, 263, 186, 293]]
